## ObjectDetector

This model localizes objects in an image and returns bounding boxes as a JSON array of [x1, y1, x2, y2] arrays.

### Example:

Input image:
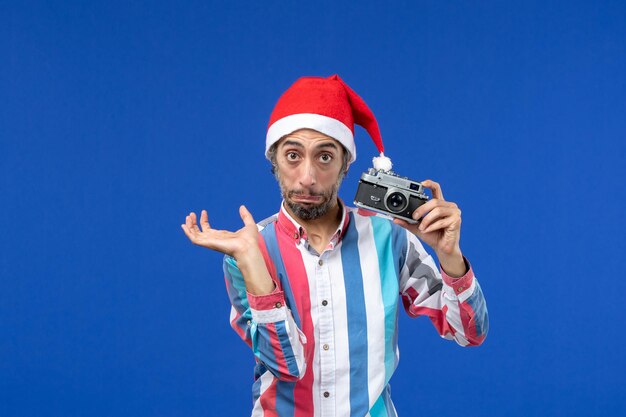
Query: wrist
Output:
[[437, 248, 466, 278], [233, 242, 264, 269], [236, 251, 276, 296]]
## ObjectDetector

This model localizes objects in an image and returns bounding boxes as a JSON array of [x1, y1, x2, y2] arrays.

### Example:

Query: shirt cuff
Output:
[[247, 287, 288, 324], [440, 256, 474, 296]]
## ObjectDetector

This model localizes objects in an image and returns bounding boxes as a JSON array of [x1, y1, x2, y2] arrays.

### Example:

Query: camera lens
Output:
[[386, 192, 407, 213]]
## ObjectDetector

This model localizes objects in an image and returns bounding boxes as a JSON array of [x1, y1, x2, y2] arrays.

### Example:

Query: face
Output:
[[274, 129, 346, 221]]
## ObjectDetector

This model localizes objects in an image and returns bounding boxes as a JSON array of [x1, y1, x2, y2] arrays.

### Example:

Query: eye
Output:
[[286, 152, 299, 161], [319, 153, 333, 163]]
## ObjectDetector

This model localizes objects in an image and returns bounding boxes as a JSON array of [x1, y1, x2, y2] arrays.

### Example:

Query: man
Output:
[[181, 75, 488, 416]]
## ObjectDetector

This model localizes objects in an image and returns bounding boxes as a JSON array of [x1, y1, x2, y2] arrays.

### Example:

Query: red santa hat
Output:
[[266, 74, 385, 164]]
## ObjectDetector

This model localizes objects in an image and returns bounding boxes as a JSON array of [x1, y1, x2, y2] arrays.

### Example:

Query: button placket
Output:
[[316, 256, 335, 416]]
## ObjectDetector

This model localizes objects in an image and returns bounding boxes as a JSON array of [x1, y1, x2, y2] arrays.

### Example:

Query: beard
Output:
[[278, 175, 344, 221]]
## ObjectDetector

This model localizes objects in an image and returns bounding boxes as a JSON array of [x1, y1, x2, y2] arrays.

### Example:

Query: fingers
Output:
[[239, 205, 256, 227], [182, 210, 210, 235], [185, 213, 196, 233], [417, 205, 461, 232], [181, 222, 194, 240], [181, 214, 197, 241], [182, 211, 203, 243], [420, 215, 460, 234], [189, 212, 202, 233], [393, 217, 410, 228], [200, 209, 210, 231], [181, 208, 256, 253], [412, 199, 457, 221], [421, 179, 444, 200]]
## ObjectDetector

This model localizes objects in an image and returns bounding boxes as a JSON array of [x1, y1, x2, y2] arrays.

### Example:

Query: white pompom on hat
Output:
[[266, 74, 387, 164]]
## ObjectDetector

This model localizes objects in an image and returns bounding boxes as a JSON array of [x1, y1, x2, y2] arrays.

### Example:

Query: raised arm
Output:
[[181, 206, 307, 380], [398, 232, 488, 346], [394, 180, 488, 346]]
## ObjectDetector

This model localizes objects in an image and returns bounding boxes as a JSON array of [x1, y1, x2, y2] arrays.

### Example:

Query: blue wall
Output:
[[2, 1, 625, 416]]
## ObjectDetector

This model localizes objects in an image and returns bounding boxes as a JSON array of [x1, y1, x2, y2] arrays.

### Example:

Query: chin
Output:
[[286, 198, 335, 221]]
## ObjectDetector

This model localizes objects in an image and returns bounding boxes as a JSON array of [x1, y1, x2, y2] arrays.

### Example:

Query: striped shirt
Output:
[[223, 201, 489, 417]]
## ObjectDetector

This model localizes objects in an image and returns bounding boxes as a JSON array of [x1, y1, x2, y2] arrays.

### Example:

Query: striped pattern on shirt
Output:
[[223, 204, 489, 417]]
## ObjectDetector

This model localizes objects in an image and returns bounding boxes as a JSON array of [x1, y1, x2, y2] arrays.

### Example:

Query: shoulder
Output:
[[346, 206, 405, 231], [345, 206, 411, 268], [256, 213, 279, 232], [345, 206, 409, 245]]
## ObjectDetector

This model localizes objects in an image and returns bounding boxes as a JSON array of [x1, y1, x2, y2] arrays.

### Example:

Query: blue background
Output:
[[2, 1, 625, 416]]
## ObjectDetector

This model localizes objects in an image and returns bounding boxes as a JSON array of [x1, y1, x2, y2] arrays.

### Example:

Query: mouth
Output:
[[291, 195, 323, 203]]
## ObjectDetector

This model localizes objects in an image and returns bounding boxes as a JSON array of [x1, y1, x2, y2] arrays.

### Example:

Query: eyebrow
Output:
[[282, 140, 339, 151], [317, 142, 339, 150]]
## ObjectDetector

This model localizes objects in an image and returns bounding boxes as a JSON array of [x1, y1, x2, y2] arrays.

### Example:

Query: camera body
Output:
[[354, 168, 429, 224]]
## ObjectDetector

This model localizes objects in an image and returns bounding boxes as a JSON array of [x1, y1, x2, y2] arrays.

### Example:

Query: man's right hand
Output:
[[181, 205, 276, 295], [181, 205, 260, 261]]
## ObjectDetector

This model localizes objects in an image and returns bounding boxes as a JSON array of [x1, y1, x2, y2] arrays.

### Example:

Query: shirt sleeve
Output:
[[223, 255, 307, 381], [398, 231, 489, 346]]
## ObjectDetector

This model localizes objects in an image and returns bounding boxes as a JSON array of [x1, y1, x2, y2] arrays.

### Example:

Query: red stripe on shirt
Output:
[[459, 301, 486, 346], [258, 233, 280, 289], [409, 305, 456, 337], [259, 378, 278, 417], [276, 229, 315, 416]]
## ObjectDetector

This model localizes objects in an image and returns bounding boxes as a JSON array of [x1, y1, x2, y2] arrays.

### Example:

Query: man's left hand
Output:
[[393, 179, 466, 277]]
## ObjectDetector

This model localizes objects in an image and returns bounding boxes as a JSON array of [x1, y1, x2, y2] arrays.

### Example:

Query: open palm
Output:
[[181, 205, 259, 259]]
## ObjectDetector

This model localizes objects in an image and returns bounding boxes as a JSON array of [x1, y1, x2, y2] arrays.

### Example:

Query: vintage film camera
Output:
[[354, 167, 429, 224]]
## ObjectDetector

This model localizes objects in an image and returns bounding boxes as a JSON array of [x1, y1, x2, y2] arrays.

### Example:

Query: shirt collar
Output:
[[276, 198, 350, 245]]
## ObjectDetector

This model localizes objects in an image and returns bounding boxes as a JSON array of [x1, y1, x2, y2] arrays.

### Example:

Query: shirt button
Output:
[[457, 287, 464, 292], [293, 232, 298, 239], [322, 300, 328, 306], [274, 302, 282, 308], [323, 344, 329, 350], [247, 320, 251, 325], [323, 391, 330, 398], [318, 259, 323, 266]]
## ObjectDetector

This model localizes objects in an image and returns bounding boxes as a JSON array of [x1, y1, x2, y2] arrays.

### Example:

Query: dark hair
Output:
[[267, 139, 351, 179]]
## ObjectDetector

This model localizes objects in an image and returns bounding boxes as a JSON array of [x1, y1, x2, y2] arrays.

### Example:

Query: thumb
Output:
[[239, 205, 256, 227]]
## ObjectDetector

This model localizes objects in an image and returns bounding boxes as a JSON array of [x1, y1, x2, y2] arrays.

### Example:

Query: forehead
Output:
[[277, 129, 342, 150]]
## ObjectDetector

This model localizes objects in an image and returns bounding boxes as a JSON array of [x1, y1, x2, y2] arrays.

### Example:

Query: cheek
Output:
[[320, 165, 343, 180], [279, 170, 299, 185], [319, 171, 338, 183]]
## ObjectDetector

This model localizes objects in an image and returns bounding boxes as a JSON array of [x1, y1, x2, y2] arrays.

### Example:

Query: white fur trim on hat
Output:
[[266, 113, 356, 163], [372, 153, 393, 171]]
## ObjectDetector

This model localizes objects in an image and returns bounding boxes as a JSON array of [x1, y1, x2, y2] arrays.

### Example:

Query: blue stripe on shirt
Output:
[[382, 384, 397, 417], [370, 216, 400, 384], [390, 225, 407, 360], [465, 282, 489, 337], [254, 323, 279, 375], [370, 393, 389, 417], [251, 370, 263, 408], [275, 381, 296, 417], [253, 326, 296, 416], [390, 224, 408, 275], [276, 320, 299, 377], [341, 212, 370, 416], [223, 256, 251, 336]]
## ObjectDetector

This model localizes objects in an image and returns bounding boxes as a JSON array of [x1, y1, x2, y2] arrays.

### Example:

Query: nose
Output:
[[298, 159, 317, 188]]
